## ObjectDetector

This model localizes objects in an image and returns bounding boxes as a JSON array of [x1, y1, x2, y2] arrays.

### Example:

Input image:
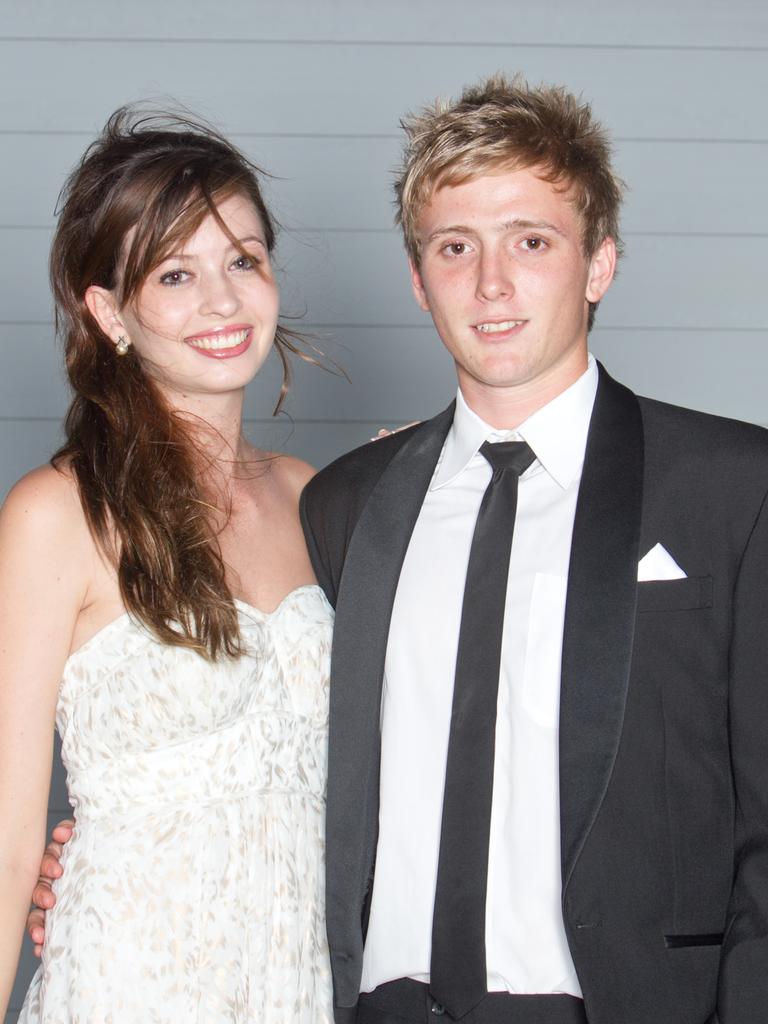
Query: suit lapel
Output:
[[559, 365, 644, 888], [325, 403, 455, 965]]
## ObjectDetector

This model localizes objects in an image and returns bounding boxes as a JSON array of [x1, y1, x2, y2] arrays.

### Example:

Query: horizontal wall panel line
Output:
[[614, 137, 768, 145], [2, 37, 767, 53], [5, 224, 768, 239], [2, 42, 764, 140], [249, 418, 391, 425], [623, 231, 768, 238], [299, 229, 768, 239], [306, 324, 768, 333], [595, 325, 768, 333], [311, 324, 767, 333], [0, 130, 404, 140], [1, 321, 767, 333], [0, 416, 404, 426], [2, 130, 768, 145]]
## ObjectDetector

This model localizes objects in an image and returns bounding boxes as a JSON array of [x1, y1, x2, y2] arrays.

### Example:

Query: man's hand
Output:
[[369, 422, 420, 442], [26, 819, 74, 956]]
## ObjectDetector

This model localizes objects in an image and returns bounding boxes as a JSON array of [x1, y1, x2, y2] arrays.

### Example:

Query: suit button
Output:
[[431, 1002, 445, 1015]]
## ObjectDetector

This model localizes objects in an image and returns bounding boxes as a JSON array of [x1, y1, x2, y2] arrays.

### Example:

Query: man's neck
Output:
[[457, 356, 590, 430]]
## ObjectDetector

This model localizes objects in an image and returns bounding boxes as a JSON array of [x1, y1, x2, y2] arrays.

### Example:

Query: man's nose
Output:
[[476, 249, 514, 302]]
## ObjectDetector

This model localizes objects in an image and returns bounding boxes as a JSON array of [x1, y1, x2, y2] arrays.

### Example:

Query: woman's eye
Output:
[[231, 255, 256, 271], [159, 269, 189, 287]]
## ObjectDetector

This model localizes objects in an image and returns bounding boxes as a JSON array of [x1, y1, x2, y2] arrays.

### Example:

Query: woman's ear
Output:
[[84, 285, 128, 349]]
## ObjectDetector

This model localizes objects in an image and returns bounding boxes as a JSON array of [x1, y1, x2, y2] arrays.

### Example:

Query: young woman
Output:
[[0, 109, 333, 1022]]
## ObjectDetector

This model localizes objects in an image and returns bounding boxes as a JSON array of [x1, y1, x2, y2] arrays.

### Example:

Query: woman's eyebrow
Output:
[[157, 235, 267, 261]]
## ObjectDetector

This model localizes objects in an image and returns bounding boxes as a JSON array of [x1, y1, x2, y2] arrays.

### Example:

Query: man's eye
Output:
[[444, 242, 470, 256], [159, 269, 189, 286], [521, 237, 547, 252]]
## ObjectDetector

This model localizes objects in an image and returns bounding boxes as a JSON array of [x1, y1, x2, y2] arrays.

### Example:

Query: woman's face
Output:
[[98, 192, 280, 406]]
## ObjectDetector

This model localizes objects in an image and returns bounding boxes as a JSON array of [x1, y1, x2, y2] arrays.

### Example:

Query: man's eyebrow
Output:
[[425, 225, 476, 243], [500, 218, 566, 236], [425, 219, 566, 243]]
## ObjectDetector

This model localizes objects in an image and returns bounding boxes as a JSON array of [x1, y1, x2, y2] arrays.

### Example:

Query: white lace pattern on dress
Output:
[[19, 585, 334, 1023]]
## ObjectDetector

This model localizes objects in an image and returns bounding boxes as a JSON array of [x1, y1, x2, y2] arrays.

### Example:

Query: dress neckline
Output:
[[64, 584, 325, 667]]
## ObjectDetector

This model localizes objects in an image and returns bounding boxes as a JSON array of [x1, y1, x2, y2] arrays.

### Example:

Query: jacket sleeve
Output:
[[299, 481, 338, 610], [718, 484, 768, 1019]]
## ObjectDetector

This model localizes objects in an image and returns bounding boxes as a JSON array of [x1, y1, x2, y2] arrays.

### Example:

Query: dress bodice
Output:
[[57, 586, 332, 817]]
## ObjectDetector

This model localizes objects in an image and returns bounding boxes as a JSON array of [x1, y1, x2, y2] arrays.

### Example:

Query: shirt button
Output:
[[431, 1002, 445, 1015]]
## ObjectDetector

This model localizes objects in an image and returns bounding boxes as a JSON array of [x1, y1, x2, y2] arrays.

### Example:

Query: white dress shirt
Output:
[[360, 357, 599, 996]]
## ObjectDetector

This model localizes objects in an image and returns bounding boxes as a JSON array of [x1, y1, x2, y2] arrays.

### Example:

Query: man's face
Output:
[[410, 166, 616, 421]]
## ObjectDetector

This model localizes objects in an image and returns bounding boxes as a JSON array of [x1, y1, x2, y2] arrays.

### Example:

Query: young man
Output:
[[300, 76, 768, 1022], [31, 76, 768, 1023]]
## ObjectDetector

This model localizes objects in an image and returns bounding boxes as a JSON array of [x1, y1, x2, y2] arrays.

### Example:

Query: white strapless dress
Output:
[[19, 585, 334, 1023]]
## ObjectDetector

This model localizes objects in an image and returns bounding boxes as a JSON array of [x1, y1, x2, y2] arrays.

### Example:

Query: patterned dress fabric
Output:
[[19, 585, 334, 1023]]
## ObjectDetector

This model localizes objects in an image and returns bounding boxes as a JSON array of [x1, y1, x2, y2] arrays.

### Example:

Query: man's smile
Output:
[[474, 319, 526, 335]]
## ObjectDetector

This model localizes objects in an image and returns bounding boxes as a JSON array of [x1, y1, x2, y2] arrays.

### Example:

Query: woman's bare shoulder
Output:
[[3, 461, 80, 515], [1, 462, 90, 553], [0, 464, 98, 645], [275, 454, 316, 491], [249, 450, 316, 499]]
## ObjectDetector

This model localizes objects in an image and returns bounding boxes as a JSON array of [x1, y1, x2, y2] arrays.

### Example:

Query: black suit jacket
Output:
[[300, 365, 768, 1024]]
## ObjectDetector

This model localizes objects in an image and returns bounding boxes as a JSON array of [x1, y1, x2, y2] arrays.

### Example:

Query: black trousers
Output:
[[357, 979, 588, 1023]]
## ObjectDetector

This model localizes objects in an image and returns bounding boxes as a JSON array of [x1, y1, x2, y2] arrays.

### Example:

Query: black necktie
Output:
[[430, 440, 537, 1020]]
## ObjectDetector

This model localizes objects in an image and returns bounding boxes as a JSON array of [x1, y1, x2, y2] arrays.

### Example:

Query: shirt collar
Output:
[[431, 355, 598, 491]]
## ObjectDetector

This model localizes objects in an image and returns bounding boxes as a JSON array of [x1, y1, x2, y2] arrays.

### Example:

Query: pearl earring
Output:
[[115, 335, 131, 356]]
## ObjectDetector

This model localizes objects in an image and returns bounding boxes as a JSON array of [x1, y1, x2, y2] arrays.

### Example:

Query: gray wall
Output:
[[3, 1, 768, 1017]]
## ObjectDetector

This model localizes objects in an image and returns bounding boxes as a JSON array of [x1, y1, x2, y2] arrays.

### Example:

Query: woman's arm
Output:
[[0, 466, 88, 1017]]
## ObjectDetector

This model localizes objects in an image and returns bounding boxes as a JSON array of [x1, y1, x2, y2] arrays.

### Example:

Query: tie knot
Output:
[[479, 439, 536, 477]]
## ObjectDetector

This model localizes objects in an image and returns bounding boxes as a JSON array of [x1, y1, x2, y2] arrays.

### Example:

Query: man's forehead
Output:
[[435, 157, 573, 194], [418, 165, 582, 230]]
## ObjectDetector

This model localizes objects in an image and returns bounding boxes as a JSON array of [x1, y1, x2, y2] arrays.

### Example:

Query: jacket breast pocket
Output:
[[636, 575, 713, 613]]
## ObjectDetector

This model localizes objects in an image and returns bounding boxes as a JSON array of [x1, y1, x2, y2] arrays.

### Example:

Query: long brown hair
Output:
[[51, 107, 303, 658]]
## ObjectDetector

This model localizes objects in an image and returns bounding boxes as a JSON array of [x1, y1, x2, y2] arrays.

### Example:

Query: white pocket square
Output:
[[637, 543, 687, 582]]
